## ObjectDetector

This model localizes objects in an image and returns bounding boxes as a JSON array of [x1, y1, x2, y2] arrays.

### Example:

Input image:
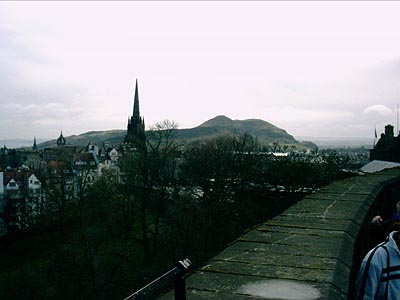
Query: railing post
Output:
[[123, 258, 191, 300], [174, 259, 191, 300], [174, 276, 186, 300]]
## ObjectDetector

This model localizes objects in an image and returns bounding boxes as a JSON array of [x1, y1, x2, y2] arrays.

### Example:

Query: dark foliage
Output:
[[0, 131, 350, 299]]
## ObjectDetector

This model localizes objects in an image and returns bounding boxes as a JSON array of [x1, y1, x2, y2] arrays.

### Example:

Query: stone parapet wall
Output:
[[159, 168, 400, 300]]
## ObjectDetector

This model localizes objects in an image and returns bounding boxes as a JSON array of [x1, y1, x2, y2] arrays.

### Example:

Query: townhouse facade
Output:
[[0, 134, 121, 236]]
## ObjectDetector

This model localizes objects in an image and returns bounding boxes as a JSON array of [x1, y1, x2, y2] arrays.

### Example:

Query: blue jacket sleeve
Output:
[[355, 252, 382, 300]]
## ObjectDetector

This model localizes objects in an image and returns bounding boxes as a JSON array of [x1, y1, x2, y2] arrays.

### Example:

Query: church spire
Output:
[[124, 80, 145, 147], [33, 137, 37, 150], [133, 79, 140, 119]]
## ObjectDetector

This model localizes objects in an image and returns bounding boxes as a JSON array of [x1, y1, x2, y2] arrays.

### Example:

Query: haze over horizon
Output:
[[2, 2, 400, 140]]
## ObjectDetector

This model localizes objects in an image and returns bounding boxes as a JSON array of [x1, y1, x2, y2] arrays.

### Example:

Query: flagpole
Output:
[[397, 104, 399, 136]]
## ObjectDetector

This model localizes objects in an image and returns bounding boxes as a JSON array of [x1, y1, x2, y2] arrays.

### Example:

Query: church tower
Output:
[[124, 79, 146, 148], [57, 131, 66, 147]]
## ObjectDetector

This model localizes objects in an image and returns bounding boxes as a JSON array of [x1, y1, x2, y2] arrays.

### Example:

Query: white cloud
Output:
[[363, 105, 394, 116]]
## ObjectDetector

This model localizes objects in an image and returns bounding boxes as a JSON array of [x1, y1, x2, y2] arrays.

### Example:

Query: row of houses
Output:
[[0, 81, 147, 236], [0, 136, 121, 236]]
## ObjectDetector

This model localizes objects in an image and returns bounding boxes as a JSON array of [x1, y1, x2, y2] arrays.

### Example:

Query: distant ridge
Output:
[[36, 130, 126, 149], [33, 115, 313, 149], [177, 115, 300, 146]]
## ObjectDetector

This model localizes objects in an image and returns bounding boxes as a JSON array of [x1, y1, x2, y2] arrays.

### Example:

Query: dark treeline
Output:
[[0, 121, 354, 300]]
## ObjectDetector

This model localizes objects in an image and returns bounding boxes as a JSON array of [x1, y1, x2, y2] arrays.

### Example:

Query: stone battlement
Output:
[[159, 168, 400, 300]]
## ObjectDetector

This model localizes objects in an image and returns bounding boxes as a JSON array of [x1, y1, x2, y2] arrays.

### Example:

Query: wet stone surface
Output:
[[238, 280, 322, 300]]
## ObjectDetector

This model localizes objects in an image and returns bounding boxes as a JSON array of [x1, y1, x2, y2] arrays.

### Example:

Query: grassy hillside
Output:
[[178, 115, 303, 147], [36, 116, 314, 149], [37, 130, 126, 149]]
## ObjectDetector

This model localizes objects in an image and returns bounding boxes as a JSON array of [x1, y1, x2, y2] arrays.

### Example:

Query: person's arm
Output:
[[355, 252, 382, 300]]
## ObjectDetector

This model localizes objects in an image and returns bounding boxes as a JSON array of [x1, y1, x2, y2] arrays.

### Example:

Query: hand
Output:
[[372, 215, 383, 226]]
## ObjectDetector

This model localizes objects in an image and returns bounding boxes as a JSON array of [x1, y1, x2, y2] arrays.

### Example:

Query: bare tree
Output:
[[178, 133, 260, 254], [120, 120, 181, 260]]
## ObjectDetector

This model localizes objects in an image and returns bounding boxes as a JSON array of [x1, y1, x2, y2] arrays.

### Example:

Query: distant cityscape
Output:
[[0, 136, 375, 150], [2, 81, 400, 300], [0, 80, 397, 239]]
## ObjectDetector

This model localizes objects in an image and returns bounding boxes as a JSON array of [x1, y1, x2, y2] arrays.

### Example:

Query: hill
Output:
[[36, 130, 126, 149], [36, 116, 314, 149], [177, 115, 301, 146]]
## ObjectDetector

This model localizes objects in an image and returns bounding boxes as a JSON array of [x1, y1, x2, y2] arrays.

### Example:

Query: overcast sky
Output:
[[2, 1, 400, 140]]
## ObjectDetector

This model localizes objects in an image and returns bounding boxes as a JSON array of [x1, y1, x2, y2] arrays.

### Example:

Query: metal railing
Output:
[[123, 259, 192, 300]]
